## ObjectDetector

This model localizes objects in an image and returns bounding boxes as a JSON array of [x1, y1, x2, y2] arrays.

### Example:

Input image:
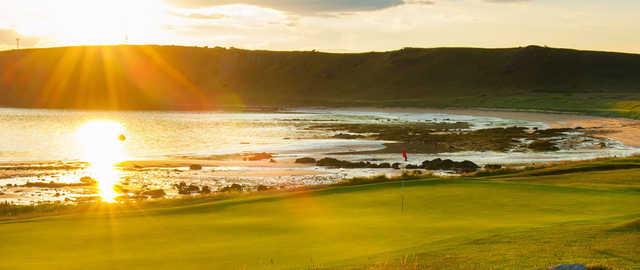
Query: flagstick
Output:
[[401, 149, 407, 214], [401, 161, 405, 215], [401, 179, 405, 215]]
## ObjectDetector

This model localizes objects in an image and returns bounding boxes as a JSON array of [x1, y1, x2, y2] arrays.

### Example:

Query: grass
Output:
[[1, 158, 639, 269], [334, 93, 640, 120], [0, 201, 72, 217]]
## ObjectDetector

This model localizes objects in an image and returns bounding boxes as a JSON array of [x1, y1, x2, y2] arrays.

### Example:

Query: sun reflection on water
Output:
[[76, 120, 127, 202]]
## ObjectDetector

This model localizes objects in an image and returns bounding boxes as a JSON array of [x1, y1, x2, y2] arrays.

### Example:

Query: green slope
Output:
[[1, 45, 639, 116], [1, 160, 639, 269]]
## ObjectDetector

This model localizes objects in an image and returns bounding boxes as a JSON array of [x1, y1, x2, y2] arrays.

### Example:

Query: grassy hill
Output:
[[1, 45, 640, 115], [1, 157, 640, 269]]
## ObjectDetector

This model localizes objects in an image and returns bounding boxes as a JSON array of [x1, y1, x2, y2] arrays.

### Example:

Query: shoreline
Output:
[[3, 154, 640, 216], [2, 106, 638, 165], [331, 107, 640, 147]]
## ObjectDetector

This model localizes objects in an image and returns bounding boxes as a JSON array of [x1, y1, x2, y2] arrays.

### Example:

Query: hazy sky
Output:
[[0, 0, 638, 53]]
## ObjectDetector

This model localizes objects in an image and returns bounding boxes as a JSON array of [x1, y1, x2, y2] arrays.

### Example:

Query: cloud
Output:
[[0, 28, 38, 48], [484, 0, 532, 3], [166, 0, 412, 14], [170, 10, 226, 20], [0, 29, 19, 45], [405, 0, 435, 4], [166, 0, 527, 15]]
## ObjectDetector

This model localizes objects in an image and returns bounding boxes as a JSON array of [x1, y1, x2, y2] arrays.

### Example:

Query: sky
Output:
[[0, 0, 638, 53]]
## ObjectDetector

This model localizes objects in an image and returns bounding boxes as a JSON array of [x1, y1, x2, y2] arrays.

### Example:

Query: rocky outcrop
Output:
[[316, 158, 386, 169], [312, 157, 479, 172], [140, 189, 166, 198], [220, 183, 243, 192], [484, 164, 503, 170], [175, 182, 201, 194], [528, 140, 559, 151], [332, 133, 366, 139], [295, 157, 317, 164], [245, 152, 273, 161], [422, 158, 479, 173], [548, 264, 586, 270], [405, 164, 421, 169]]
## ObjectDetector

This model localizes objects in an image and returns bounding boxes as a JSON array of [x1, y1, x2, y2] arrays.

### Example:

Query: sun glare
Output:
[[76, 120, 127, 202]]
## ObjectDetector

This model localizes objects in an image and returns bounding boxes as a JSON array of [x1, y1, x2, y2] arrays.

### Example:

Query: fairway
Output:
[[2, 167, 639, 269]]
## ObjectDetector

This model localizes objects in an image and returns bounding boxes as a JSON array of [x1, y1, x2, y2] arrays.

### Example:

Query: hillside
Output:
[[1, 45, 640, 113]]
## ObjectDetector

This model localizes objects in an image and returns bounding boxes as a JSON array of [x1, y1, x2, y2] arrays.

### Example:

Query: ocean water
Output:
[[0, 107, 548, 162], [0, 107, 637, 204]]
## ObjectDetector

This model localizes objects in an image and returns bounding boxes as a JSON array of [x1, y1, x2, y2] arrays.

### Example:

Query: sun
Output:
[[76, 120, 128, 202]]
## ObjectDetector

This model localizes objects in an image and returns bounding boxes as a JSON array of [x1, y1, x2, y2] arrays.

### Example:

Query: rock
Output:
[[317, 158, 374, 168], [295, 157, 317, 164], [315, 157, 413, 169], [423, 158, 452, 170], [175, 182, 200, 194], [332, 133, 365, 139], [317, 157, 348, 167], [201, 186, 211, 194], [220, 183, 243, 192], [422, 158, 480, 173], [528, 140, 559, 151], [405, 164, 421, 169], [422, 158, 440, 170], [140, 189, 166, 198], [484, 164, 503, 170], [440, 159, 457, 170], [245, 152, 273, 161], [378, 163, 391, 168], [189, 164, 202, 170], [549, 264, 586, 270], [459, 160, 480, 173], [257, 185, 271, 191]]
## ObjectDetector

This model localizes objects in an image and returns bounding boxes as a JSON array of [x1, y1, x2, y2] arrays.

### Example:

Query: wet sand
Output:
[[548, 118, 640, 148], [120, 158, 321, 178]]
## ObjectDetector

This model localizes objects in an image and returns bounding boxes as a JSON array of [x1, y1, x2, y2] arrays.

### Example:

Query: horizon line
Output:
[[2, 43, 639, 56]]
